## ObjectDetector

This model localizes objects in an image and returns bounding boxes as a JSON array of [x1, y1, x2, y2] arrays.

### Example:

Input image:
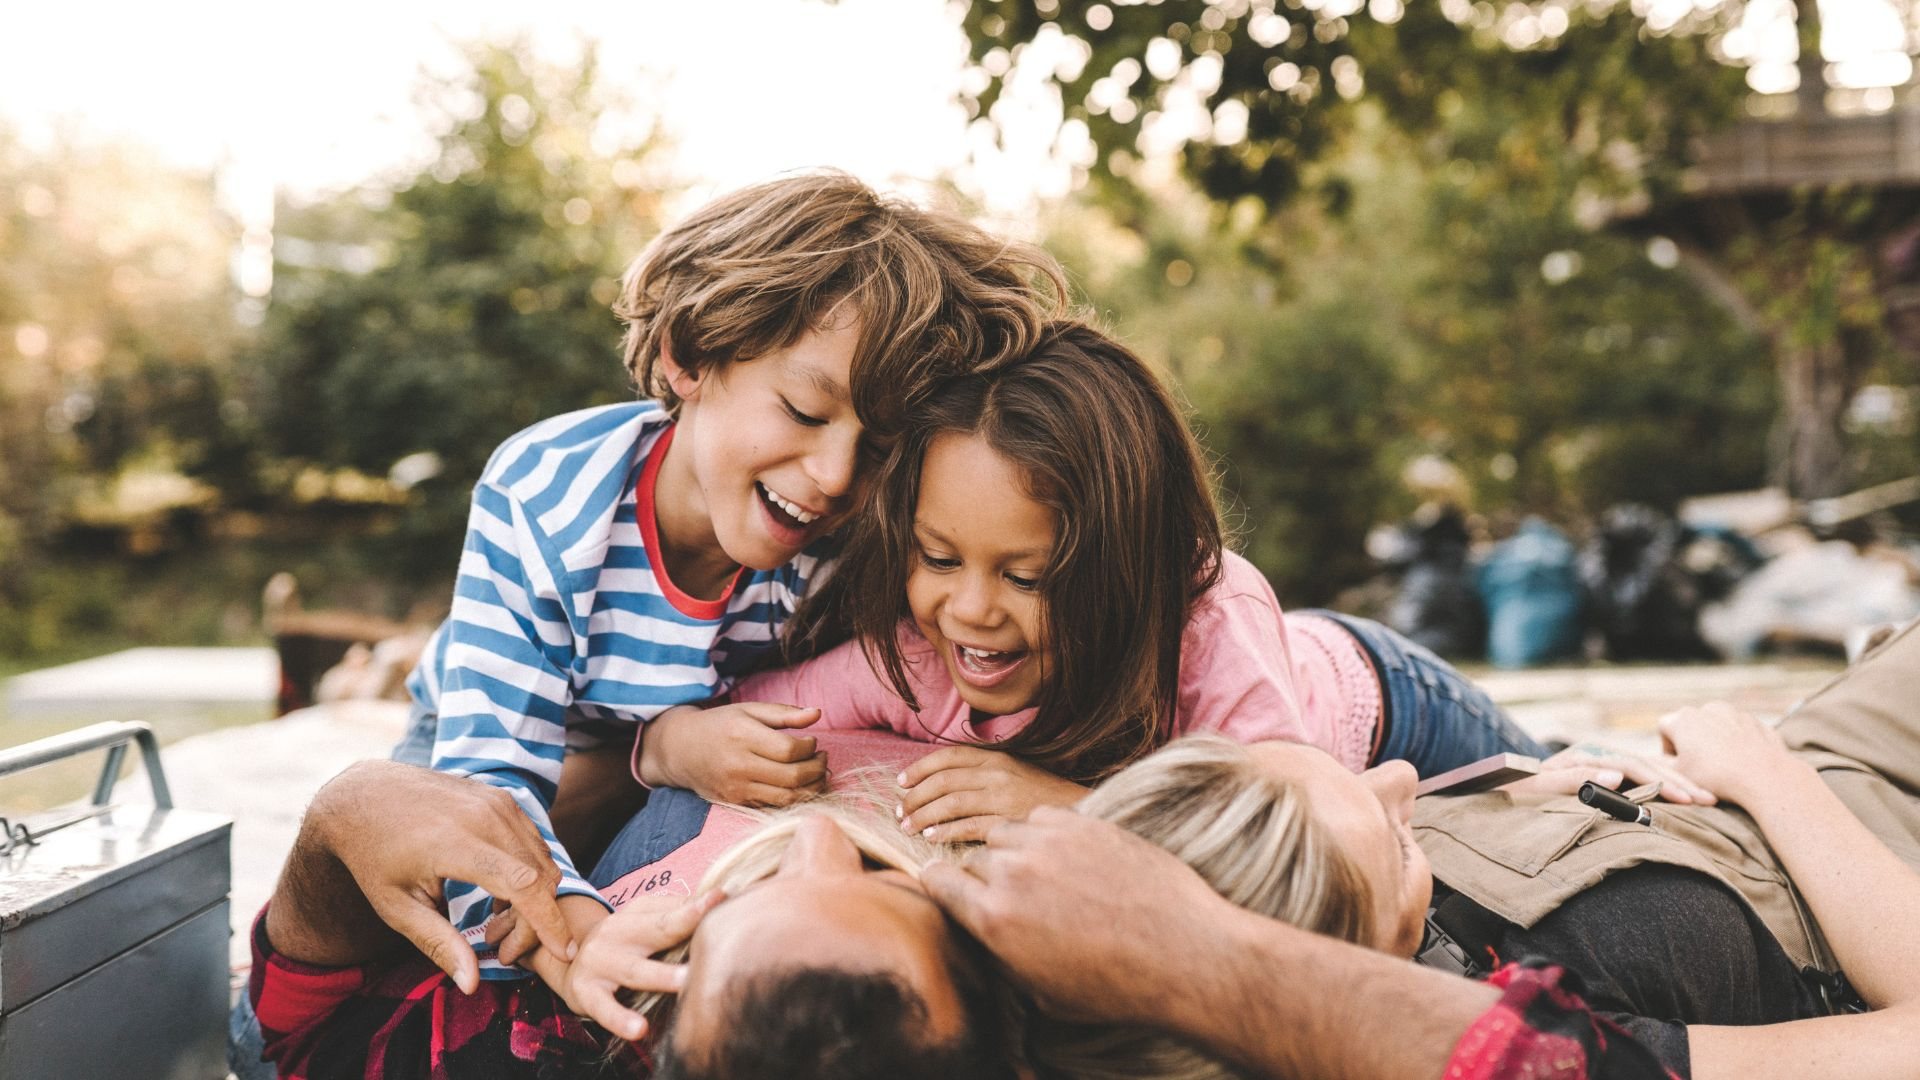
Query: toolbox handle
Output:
[[0, 721, 172, 810]]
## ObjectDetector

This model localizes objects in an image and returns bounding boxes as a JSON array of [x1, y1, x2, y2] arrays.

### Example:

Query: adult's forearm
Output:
[[1691, 1001, 1920, 1080], [1170, 907, 1498, 1080], [1741, 761, 1920, 1009], [263, 800, 402, 967]]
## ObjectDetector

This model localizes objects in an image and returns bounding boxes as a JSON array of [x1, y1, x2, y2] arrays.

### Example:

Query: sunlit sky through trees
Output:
[[0, 0, 1908, 242], [0, 0, 1082, 220]]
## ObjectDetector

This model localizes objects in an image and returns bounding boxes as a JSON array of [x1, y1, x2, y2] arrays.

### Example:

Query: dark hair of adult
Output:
[[650, 963, 1021, 1080]]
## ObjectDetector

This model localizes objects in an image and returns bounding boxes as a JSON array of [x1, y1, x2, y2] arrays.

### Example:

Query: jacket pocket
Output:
[[1416, 796, 1602, 877]]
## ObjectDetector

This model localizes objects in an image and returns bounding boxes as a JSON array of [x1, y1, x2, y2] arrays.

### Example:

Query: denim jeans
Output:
[[390, 700, 437, 765], [1303, 610, 1547, 777], [229, 988, 277, 1080]]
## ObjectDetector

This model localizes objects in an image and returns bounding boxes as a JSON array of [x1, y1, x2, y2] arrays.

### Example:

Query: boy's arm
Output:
[[431, 483, 607, 948], [549, 742, 650, 872]]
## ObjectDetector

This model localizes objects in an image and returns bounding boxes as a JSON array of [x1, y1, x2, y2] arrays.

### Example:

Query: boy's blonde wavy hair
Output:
[[1036, 736, 1378, 1080]]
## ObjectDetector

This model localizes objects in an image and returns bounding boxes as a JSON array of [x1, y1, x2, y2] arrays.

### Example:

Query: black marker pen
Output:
[[1579, 781, 1652, 826]]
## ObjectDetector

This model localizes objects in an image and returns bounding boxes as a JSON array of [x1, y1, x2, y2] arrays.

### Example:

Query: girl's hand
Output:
[[638, 702, 828, 807], [1502, 743, 1716, 804], [1657, 702, 1797, 807], [547, 890, 723, 1041], [898, 747, 1088, 843]]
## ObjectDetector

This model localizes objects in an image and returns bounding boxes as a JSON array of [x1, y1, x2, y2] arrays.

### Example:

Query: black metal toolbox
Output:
[[0, 722, 231, 1079]]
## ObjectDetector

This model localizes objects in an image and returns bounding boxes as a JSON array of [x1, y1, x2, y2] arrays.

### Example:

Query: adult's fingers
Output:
[[1612, 753, 1714, 804], [368, 887, 481, 994], [900, 745, 990, 788], [902, 790, 995, 834], [1511, 767, 1627, 798], [1552, 750, 1709, 804], [920, 860, 991, 929], [736, 702, 823, 730], [442, 843, 574, 961], [463, 782, 561, 865], [495, 911, 542, 968]]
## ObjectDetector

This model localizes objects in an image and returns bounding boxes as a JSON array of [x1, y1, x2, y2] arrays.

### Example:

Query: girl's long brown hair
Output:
[[834, 321, 1226, 782]]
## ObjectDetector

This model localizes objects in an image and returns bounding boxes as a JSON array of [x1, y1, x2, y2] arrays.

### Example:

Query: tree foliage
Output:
[[0, 132, 243, 651], [250, 41, 670, 549], [963, 0, 1747, 211], [1044, 115, 1776, 604], [970, 0, 1913, 590]]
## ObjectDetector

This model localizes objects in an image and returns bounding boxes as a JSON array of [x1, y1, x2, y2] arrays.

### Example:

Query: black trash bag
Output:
[[1578, 504, 1761, 662], [1381, 506, 1486, 659]]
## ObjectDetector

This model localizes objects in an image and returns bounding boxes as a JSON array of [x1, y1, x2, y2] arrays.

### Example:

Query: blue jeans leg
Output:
[[1304, 610, 1546, 777], [390, 701, 437, 766], [228, 988, 279, 1080]]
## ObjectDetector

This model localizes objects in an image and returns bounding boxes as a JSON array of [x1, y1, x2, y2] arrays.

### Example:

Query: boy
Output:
[[399, 171, 1065, 976]]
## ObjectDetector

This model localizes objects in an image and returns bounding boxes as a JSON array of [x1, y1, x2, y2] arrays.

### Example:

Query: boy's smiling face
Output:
[[653, 314, 866, 593]]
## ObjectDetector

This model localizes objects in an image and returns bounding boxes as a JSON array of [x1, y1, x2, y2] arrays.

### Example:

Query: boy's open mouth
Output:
[[950, 641, 1030, 689], [756, 481, 820, 533]]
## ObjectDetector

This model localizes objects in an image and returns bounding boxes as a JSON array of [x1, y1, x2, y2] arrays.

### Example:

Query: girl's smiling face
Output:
[[906, 432, 1055, 716]]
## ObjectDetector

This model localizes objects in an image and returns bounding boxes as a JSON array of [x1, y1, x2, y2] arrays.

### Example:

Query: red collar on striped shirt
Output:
[[636, 424, 744, 620]]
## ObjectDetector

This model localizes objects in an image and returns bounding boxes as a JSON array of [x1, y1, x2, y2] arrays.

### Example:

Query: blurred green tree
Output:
[[1047, 123, 1775, 604], [250, 40, 670, 566], [963, 0, 1913, 506], [0, 131, 243, 653]]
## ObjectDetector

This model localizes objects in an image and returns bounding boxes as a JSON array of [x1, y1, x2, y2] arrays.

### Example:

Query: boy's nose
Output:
[[806, 433, 859, 500]]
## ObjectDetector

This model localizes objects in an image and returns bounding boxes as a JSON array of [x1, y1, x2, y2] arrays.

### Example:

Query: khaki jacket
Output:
[[1413, 618, 1920, 978], [1414, 790, 1834, 973]]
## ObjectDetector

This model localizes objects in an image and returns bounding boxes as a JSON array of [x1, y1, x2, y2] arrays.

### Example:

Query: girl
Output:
[[636, 321, 1684, 841]]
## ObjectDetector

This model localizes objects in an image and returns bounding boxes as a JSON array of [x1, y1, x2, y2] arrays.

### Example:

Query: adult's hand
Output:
[[1658, 702, 1796, 807], [295, 760, 575, 993], [1503, 742, 1716, 804], [927, 807, 1507, 1080], [920, 806, 1230, 1025]]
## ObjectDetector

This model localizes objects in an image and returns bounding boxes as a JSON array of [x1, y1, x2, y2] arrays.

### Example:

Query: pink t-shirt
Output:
[[733, 551, 1381, 772]]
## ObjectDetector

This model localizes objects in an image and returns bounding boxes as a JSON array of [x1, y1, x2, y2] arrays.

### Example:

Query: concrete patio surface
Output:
[[5, 647, 279, 718]]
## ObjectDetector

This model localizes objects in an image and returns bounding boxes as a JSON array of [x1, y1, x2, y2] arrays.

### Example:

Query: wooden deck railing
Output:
[[1691, 103, 1920, 193]]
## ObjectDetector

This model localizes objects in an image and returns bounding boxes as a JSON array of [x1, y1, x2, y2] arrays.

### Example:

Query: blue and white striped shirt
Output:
[[407, 402, 829, 974]]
